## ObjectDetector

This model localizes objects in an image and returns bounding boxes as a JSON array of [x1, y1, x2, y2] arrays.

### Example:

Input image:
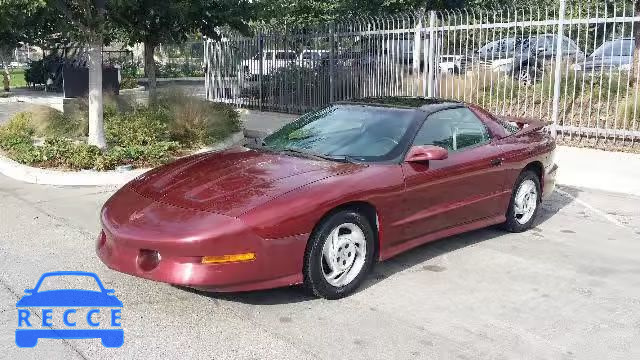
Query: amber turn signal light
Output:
[[201, 253, 256, 264]]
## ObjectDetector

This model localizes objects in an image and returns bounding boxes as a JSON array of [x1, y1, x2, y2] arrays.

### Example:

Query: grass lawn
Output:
[[8, 69, 26, 88]]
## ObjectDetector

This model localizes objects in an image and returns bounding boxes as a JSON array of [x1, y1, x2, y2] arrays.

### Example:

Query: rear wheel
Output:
[[303, 210, 375, 299], [502, 170, 541, 232]]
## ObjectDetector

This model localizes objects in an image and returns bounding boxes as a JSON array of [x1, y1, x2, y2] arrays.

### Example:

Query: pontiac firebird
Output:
[[97, 97, 557, 299]]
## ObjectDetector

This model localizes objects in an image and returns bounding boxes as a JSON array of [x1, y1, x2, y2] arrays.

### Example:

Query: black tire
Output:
[[502, 170, 541, 233], [303, 210, 376, 300]]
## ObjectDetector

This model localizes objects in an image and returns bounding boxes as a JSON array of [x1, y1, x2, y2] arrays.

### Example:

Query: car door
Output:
[[397, 107, 508, 242]]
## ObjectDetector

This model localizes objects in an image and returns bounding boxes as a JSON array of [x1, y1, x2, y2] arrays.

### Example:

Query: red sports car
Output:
[[97, 97, 557, 299]]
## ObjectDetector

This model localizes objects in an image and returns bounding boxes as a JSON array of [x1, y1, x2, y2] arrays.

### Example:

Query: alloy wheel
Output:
[[320, 223, 367, 287], [514, 179, 538, 225]]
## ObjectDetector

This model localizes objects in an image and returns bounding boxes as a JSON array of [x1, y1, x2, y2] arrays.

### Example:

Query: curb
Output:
[[119, 86, 146, 93], [0, 132, 245, 186]]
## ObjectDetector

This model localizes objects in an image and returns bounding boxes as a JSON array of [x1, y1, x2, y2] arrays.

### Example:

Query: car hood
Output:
[[127, 147, 362, 217], [16, 290, 123, 307]]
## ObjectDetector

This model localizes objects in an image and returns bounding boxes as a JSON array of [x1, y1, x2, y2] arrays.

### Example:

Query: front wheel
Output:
[[303, 210, 376, 299], [502, 170, 541, 232]]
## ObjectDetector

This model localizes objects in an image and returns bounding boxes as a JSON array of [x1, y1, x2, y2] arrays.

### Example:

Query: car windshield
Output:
[[262, 104, 417, 162], [591, 40, 633, 57], [37, 275, 102, 292]]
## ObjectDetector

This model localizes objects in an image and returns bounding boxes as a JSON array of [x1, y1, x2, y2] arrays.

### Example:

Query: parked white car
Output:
[[242, 50, 329, 76]]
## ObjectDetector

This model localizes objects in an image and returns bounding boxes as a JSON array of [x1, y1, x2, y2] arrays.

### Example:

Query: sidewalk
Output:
[[239, 110, 640, 196], [555, 145, 640, 197]]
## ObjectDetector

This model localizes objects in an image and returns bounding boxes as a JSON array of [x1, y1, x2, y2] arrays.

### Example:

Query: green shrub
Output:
[[94, 150, 124, 171], [1, 112, 34, 136], [93, 141, 179, 170], [141, 141, 180, 165], [105, 107, 171, 147], [6, 143, 43, 164], [0, 113, 35, 150], [25, 60, 46, 86], [1, 90, 239, 170], [39, 137, 75, 167], [154, 89, 241, 146], [69, 143, 102, 169], [120, 77, 139, 89]]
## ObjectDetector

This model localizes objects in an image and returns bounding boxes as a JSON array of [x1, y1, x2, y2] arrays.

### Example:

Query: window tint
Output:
[[413, 108, 490, 151], [592, 39, 634, 57]]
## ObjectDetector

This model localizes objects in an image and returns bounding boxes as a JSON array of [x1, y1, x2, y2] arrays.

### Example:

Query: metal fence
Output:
[[205, 1, 640, 146]]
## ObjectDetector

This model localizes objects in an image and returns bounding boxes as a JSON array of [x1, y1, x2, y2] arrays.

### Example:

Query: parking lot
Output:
[[1, 172, 640, 359]]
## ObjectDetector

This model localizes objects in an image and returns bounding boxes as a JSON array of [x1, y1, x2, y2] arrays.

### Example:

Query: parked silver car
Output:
[[572, 38, 633, 73]]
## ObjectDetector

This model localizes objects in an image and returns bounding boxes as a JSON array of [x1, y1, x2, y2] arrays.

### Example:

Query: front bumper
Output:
[[97, 187, 307, 292], [543, 163, 558, 199]]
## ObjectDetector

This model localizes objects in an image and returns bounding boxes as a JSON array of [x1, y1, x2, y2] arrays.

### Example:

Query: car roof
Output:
[[337, 97, 464, 113]]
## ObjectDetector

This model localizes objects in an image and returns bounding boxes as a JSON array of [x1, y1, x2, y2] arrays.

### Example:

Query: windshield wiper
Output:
[[281, 148, 357, 163]]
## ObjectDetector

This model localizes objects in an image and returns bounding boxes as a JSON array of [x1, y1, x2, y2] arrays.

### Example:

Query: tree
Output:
[[253, 0, 466, 25], [108, 0, 252, 98], [46, 0, 108, 148], [0, 0, 47, 92], [0, 0, 108, 148]]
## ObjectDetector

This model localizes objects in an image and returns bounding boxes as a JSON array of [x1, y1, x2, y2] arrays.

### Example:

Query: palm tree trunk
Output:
[[2, 64, 10, 92], [144, 41, 157, 100], [87, 41, 106, 149]]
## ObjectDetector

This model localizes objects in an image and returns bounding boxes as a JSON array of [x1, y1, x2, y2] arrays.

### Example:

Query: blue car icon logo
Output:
[[15, 271, 123, 348]]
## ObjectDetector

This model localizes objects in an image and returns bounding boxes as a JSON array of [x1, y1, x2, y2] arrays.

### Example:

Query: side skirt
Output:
[[378, 215, 506, 261]]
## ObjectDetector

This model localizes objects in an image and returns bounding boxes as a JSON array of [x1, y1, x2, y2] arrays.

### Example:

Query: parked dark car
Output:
[[572, 38, 633, 73], [468, 34, 584, 83]]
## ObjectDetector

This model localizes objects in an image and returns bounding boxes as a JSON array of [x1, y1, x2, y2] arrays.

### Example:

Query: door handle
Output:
[[490, 158, 503, 167]]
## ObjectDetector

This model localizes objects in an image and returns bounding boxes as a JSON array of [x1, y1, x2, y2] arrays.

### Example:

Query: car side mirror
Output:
[[405, 145, 448, 163]]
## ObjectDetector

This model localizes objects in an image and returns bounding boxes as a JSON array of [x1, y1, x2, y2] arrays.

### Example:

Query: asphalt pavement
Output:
[[1, 172, 640, 360]]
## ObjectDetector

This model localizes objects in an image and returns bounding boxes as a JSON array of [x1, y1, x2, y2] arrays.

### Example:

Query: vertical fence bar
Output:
[[413, 10, 424, 93], [550, 0, 567, 138], [427, 11, 437, 97], [329, 24, 336, 103], [204, 39, 210, 101], [258, 33, 264, 111]]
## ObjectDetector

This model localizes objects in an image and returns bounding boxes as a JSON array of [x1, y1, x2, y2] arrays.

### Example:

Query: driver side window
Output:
[[413, 107, 491, 152]]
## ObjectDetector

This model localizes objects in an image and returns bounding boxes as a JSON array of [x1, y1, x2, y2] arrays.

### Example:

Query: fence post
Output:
[[329, 23, 336, 103], [204, 39, 209, 101], [426, 11, 437, 98], [413, 9, 425, 84], [550, 0, 567, 138], [258, 33, 264, 111]]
